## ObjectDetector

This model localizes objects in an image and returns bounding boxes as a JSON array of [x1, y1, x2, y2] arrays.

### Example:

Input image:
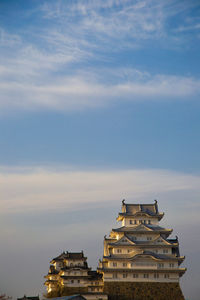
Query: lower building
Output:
[[44, 251, 107, 300]]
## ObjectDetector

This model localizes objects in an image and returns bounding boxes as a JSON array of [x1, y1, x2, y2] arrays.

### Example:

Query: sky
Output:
[[0, 0, 200, 299]]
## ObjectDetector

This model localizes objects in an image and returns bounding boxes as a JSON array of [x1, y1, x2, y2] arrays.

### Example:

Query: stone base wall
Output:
[[103, 282, 185, 300], [45, 287, 88, 298], [60, 286, 88, 296]]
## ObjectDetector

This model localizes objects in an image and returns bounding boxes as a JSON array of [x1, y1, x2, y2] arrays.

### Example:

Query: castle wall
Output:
[[103, 282, 185, 300]]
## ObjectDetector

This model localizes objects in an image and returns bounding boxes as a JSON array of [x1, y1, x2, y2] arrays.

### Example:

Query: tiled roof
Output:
[[112, 224, 172, 233], [123, 201, 158, 215], [51, 251, 86, 262], [88, 270, 102, 280], [17, 297, 39, 300], [49, 296, 86, 300]]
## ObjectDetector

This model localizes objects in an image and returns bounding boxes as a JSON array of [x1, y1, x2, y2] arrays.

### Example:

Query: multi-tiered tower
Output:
[[44, 251, 107, 300], [98, 200, 186, 299]]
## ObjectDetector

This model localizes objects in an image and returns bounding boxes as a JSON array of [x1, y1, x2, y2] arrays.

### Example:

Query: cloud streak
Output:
[[0, 71, 200, 112], [1, 166, 200, 215], [1, 1, 200, 114]]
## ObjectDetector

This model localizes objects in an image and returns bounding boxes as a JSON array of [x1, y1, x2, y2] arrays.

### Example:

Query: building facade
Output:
[[98, 200, 186, 283], [45, 200, 186, 300], [44, 251, 107, 300]]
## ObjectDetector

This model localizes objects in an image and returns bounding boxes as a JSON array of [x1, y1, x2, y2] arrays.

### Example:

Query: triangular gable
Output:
[[152, 235, 171, 245], [134, 224, 153, 231], [113, 234, 136, 246], [130, 252, 160, 262], [132, 211, 154, 217]]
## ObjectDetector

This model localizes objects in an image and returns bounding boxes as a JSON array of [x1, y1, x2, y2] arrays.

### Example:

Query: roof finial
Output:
[[154, 199, 157, 204], [122, 199, 125, 205]]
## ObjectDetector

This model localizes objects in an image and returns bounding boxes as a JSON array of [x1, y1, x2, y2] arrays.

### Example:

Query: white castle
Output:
[[98, 200, 186, 283], [45, 200, 186, 300]]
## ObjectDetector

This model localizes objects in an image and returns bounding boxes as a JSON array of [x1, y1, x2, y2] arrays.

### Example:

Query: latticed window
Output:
[[133, 273, 138, 278], [123, 263, 127, 267], [143, 274, 149, 278]]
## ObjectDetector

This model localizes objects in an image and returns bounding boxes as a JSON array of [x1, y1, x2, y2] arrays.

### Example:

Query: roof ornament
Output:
[[122, 199, 125, 205], [154, 199, 158, 214], [104, 235, 107, 239], [176, 235, 179, 241]]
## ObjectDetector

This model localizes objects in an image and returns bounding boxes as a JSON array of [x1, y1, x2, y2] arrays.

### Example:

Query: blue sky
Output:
[[0, 1, 200, 300]]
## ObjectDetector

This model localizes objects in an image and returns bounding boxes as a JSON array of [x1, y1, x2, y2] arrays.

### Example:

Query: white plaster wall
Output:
[[103, 272, 179, 282], [123, 218, 159, 227]]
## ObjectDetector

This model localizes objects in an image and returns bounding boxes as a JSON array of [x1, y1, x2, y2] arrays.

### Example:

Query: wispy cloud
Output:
[[1, 165, 200, 215], [0, 70, 200, 112], [0, 0, 200, 114]]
